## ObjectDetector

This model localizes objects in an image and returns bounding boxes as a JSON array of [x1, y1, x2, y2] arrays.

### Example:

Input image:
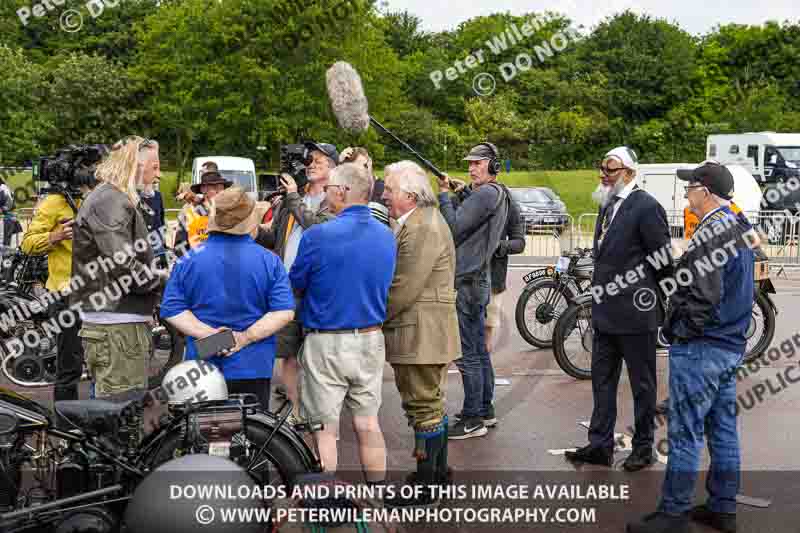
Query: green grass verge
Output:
[[6, 169, 600, 219]]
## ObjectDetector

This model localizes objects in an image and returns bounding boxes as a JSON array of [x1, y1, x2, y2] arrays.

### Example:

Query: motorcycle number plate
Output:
[[523, 268, 552, 284], [208, 442, 231, 458], [555, 256, 570, 273]]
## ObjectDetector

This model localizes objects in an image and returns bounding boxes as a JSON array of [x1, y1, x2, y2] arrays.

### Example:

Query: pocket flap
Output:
[[418, 288, 457, 303], [79, 328, 108, 342]]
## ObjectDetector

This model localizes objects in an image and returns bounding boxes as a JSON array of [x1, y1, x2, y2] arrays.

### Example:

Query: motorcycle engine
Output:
[[169, 402, 246, 462], [0, 407, 21, 511]]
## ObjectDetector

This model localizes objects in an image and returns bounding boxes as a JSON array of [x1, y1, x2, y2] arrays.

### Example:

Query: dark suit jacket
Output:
[[591, 187, 673, 334]]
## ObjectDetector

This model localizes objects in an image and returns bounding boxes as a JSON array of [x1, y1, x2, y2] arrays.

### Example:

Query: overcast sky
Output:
[[380, 0, 799, 36]]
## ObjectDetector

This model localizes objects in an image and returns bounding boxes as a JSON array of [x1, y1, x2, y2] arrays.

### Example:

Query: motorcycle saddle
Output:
[[54, 400, 136, 434]]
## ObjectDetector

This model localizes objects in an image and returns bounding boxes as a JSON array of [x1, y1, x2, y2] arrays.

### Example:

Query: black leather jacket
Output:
[[70, 183, 162, 315]]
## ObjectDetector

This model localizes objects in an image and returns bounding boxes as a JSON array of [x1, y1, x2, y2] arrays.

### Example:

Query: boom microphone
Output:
[[326, 61, 445, 178]]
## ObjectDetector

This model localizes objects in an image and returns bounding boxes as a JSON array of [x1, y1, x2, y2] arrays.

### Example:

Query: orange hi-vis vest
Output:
[[684, 202, 742, 239]]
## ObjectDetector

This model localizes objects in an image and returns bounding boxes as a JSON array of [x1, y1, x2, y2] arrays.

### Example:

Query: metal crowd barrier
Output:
[[516, 209, 800, 266]]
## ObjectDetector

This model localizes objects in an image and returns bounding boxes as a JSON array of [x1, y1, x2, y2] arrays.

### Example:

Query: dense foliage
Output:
[[1, 0, 799, 190]]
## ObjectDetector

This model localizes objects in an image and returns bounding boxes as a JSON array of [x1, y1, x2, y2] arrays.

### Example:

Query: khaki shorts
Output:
[[486, 290, 505, 328], [80, 322, 150, 400], [298, 330, 384, 425]]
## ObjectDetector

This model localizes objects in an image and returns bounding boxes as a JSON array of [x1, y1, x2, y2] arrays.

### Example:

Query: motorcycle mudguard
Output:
[[760, 278, 776, 295], [246, 412, 321, 473]]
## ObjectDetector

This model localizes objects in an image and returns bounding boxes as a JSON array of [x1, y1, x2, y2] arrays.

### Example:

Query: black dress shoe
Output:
[[627, 511, 689, 533], [622, 447, 656, 472], [564, 444, 613, 467], [690, 504, 736, 533]]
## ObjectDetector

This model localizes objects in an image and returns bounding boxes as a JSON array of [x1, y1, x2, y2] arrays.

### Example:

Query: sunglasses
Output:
[[115, 136, 156, 151], [599, 165, 626, 176], [684, 184, 707, 193]]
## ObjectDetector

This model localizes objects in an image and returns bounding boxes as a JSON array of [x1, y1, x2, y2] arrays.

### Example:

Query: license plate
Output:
[[523, 268, 551, 284], [208, 442, 231, 457], [555, 256, 570, 273], [544, 217, 558, 223]]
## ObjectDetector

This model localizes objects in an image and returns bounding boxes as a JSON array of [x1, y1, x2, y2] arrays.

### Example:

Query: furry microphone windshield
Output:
[[325, 61, 446, 178], [326, 61, 370, 133]]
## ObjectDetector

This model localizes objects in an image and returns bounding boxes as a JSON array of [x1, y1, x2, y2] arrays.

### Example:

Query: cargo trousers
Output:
[[79, 322, 151, 401]]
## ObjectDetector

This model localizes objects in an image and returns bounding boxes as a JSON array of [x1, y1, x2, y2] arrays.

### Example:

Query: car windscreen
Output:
[[778, 146, 800, 164], [219, 170, 256, 192], [511, 189, 550, 203]]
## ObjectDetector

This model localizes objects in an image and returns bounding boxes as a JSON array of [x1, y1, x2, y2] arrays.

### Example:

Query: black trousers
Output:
[[227, 378, 271, 412], [588, 330, 657, 450], [54, 304, 85, 402]]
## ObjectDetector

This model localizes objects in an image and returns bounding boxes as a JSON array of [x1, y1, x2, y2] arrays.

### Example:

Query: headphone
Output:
[[478, 142, 501, 175]]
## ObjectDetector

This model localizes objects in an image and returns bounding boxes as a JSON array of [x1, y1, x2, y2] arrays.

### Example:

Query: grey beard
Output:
[[592, 180, 626, 207]]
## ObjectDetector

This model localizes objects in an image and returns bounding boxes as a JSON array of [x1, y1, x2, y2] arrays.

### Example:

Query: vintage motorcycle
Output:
[[0, 361, 321, 533], [551, 255, 778, 380]]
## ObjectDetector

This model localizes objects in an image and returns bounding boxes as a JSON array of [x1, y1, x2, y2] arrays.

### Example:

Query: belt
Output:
[[305, 325, 382, 335]]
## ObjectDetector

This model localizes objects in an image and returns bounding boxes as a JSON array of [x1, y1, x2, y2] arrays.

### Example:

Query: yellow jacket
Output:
[[21, 194, 80, 293]]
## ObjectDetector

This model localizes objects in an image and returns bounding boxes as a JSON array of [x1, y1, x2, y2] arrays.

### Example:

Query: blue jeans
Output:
[[454, 274, 493, 419], [659, 341, 742, 515]]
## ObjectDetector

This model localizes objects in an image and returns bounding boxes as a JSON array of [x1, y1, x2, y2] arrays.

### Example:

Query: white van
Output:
[[707, 132, 800, 183], [191, 156, 257, 199], [638, 163, 762, 235]]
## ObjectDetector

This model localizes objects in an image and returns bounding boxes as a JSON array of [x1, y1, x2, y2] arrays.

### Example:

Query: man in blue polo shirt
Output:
[[161, 187, 295, 410], [290, 162, 396, 485]]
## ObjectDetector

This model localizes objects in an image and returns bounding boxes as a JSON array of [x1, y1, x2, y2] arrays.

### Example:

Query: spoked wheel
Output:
[[144, 414, 313, 489], [743, 291, 776, 364], [552, 299, 593, 380], [515, 279, 576, 349]]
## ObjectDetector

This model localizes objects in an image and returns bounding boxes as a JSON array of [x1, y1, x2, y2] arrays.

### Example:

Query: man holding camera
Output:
[[437, 142, 510, 441], [255, 142, 338, 421], [22, 178, 95, 401]]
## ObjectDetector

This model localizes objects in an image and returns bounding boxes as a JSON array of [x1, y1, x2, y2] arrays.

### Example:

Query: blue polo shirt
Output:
[[160, 233, 294, 379], [289, 205, 396, 330]]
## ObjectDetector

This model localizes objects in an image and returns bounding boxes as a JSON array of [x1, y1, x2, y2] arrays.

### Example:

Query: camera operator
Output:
[[71, 136, 168, 402], [0, 176, 21, 247], [21, 168, 98, 401], [254, 141, 338, 422]]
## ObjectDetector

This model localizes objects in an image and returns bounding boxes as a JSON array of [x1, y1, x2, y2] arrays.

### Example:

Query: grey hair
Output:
[[384, 161, 437, 207], [711, 193, 731, 207], [330, 162, 372, 201]]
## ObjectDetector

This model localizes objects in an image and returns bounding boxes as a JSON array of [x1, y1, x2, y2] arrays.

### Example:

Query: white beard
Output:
[[592, 179, 626, 207]]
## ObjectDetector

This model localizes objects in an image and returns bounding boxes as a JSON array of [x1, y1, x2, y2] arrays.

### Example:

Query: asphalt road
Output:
[[4, 269, 800, 531]]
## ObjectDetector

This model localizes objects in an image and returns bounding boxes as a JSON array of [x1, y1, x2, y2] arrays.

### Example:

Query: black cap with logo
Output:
[[677, 160, 734, 200]]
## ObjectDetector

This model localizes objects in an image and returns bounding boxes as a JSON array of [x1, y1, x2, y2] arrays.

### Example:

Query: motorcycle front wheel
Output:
[[552, 299, 593, 380], [515, 279, 577, 349], [742, 291, 776, 364]]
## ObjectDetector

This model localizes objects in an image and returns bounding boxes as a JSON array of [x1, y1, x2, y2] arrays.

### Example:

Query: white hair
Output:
[[384, 161, 437, 207], [330, 162, 372, 201]]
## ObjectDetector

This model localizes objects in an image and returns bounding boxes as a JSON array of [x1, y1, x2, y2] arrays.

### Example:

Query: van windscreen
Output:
[[219, 170, 256, 192]]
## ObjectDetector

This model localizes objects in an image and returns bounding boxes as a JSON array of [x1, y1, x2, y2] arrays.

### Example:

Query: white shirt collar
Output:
[[396, 207, 417, 230], [616, 178, 638, 200]]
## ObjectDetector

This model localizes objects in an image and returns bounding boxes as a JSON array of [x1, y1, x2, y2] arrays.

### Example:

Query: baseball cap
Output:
[[604, 146, 639, 170], [305, 142, 339, 166], [463, 144, 496, 161], [677, 160, 734, 200]]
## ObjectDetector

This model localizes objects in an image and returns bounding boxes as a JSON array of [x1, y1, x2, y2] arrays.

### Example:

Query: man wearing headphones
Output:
[[437, 142, 510, 440]]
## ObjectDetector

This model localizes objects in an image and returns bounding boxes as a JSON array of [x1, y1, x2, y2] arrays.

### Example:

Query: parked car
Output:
[[509, 187, 569, 234]]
